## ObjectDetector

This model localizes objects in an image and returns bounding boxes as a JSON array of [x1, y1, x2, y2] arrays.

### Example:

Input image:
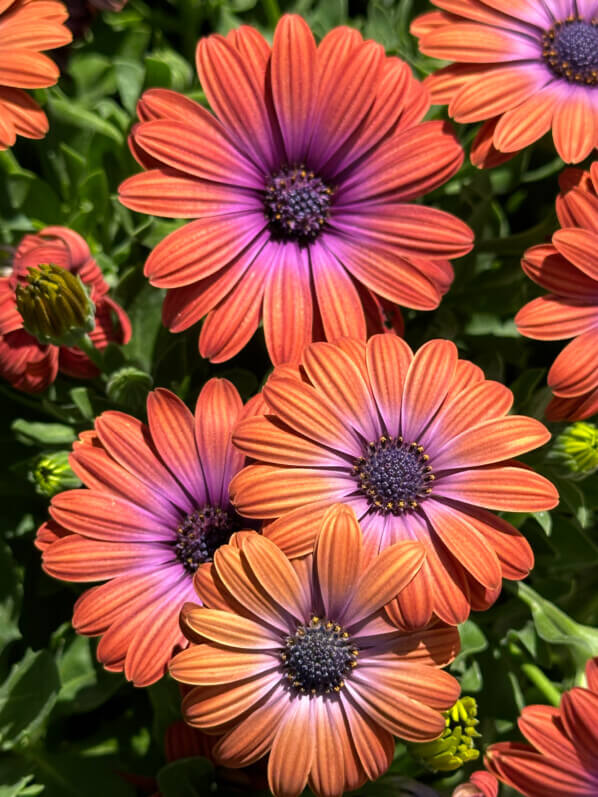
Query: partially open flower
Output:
[[170, 503, 461, 797], [0, 227, 130, 393], [16, 263, 95, 347]]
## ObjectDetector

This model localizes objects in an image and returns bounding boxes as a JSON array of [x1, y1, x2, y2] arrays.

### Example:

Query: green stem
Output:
[[520, 663, 561, 707], [262, 0, 280, 28], [0, 385, 65, 421], [76, 334, 105, 372]]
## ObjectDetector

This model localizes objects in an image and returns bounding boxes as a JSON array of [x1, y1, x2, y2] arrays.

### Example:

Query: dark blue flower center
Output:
[[264, 165, 333, 243], [282, 617, 358, 695], [354, 436, 435, 514], [543, 18, 598, 84], [174, 506, 239, 573]]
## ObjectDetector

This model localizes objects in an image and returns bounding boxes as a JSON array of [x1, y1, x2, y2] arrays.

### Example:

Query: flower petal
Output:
[[194, 378, 243, 506], [434, 466, 559, 511], [401, 339, 458, 442], [268, 699, 314, 797], [147, 388, 206, 505], [315, 504, 363, 620], [179, 604, 280, 650]]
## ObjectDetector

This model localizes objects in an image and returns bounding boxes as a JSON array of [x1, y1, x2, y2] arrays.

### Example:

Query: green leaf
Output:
[[113, 58, 145, 113], [11, 421, 75, 448], [516, 582, 598, 667], [0, 650, 60, 751], [27, 751, 134, 797], [48, 98, 124, 145], [56, 636, 122, 715], [0, 756, 38, 797], [0, 544, 22, 650], [157, 757, 214, 797]]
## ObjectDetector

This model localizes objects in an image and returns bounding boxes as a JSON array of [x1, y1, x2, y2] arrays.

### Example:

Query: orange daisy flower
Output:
[[169, 504, 461, 797], [119, 14, 472, 366], [412, 0, 598, 166], [516, 163, 598, 421], [486, 657, 598, 796], [0, 226, 131, 393], [0, 0, 72, 149], [36, 380, 259, 687], [230, 336, 558, 629]]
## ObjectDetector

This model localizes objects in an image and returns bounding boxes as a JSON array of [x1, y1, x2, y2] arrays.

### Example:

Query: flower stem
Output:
[[520, 662, 561, 707], [76, 334, 105, 372], [262, 0, 280, 27]]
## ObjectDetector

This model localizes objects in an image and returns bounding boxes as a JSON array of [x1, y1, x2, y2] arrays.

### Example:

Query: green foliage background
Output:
[[1, 0, 597, 794]]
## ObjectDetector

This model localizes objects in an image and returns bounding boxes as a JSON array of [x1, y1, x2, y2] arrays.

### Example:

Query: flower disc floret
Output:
[[543, 18, 598, 84], [265, 165, 333, 243], [282, 616, 358, 695], [354, 436, 434, 514], [175, 506, 240, 573]]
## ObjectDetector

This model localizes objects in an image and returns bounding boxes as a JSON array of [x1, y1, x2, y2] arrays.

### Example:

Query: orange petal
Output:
[[301, 341, 381, 442], [268, 699, 314, 797], [179, 604, 280, 650], [366, 333, 413, 439], [401, 339, 458, 442], [271, 15, 317, 163], [315, 504, 363, 620], [169, 644, 278, 685], [241, 534, 310, 622], [434, 466, 559, 511], [340, 696, 394, 781], [263, 242, 313, 366], [182, 673, 279, 731], [433, 415, 550, 470], [194, 377, 243, 506], [342, 541, 425, 625], [213, 687, 289, 767]]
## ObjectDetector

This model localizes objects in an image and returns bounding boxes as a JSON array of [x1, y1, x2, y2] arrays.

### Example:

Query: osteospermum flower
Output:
[[169, 504, 461, 797], [516, 164, 598, 421], [231, 336, 559, 628], [486, 657, 598, 796], [0, 226, 131, 393], [36, 380, 257, 686], [118, 14, 473, 366], [412, 0, 598, 166], [0, 0, 72, 149]]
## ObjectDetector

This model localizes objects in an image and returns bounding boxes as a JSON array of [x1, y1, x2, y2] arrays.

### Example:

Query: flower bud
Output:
[[30, 451, 80, 497], [106, 366, 153, 412], [410, 697, 481, 772], [16, 263, 95, 347], [552, 422, 598, 478]]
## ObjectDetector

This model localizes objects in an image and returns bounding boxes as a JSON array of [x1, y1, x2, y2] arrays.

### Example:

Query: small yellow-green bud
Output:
[[30, 451, 81, 497], [16, 263, 95, 347], [410, 697, 481, 773], [552, 422, 598, 478]]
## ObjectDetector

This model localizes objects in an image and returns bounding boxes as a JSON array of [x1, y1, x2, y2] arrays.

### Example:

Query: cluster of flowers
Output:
[[3, 1, 598, 795]]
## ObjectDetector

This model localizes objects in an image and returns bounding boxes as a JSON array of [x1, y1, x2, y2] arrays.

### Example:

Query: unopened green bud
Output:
[[30, 451, 80, 497], [16, 263, 95, 347], [552, 422, 598, 478], [410, 697, 481, 773], [106, 366, 153, 412]]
